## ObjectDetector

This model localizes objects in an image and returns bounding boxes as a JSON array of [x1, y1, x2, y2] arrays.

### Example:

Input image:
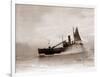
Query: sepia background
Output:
[[15, 4, 94, 73]]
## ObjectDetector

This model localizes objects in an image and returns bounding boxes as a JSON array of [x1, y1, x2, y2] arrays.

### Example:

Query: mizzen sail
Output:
[[74, 27, 81, 42]]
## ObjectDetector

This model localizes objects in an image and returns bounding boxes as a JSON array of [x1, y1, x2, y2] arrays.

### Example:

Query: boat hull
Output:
[[38, 47, 66, 55]]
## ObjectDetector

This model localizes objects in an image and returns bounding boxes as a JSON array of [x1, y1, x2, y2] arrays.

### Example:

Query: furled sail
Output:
[[73, 27, 81, 42]]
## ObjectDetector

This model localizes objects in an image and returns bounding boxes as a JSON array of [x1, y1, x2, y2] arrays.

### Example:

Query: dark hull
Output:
[[38, 47, 66, 55]]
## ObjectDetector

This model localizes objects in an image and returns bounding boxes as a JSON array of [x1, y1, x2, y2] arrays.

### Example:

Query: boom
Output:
[[52, 40, 66, 48]]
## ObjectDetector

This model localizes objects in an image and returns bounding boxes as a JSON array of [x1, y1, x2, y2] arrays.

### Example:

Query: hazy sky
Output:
[[16, 4, 94, 47]]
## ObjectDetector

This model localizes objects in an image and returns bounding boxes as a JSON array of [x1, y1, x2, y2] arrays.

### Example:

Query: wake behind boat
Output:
[[38, 27, 83, 56]]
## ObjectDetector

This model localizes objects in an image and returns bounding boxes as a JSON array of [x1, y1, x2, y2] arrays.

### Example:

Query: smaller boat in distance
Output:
[[38, 27, 83, 56]]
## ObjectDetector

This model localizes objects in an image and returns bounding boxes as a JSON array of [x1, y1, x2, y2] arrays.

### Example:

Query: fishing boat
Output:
[[38, 27, 83, 55]]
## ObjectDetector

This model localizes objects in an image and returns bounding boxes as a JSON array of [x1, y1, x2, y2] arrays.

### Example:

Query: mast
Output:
[[73, 27, 75, 42], [48, 40, 51, 48], [62, 35, 63, 42]]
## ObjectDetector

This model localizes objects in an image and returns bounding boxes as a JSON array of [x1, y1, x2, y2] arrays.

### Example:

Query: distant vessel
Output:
[[38, 27, 83, 55]]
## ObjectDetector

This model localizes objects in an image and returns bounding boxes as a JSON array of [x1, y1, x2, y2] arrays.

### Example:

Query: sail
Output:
[[74, 27, 81, 41]]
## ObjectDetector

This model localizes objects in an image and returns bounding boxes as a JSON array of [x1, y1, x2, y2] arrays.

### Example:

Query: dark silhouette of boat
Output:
[[38, 47, 66, 55], [38, 27, 83, 55]]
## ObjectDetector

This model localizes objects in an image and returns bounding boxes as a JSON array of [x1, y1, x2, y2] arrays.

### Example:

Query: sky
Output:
[[16, 4, 94, 47]]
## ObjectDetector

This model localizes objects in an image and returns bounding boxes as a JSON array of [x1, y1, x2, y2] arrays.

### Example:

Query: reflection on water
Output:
[[16, 44, 94, 73]]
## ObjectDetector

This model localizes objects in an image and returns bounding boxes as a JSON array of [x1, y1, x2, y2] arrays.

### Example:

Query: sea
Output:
[[16, 42, 94, 75]]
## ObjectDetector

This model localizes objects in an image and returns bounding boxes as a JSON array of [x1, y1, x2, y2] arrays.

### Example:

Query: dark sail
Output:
[[74, 27, 81, 41]]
